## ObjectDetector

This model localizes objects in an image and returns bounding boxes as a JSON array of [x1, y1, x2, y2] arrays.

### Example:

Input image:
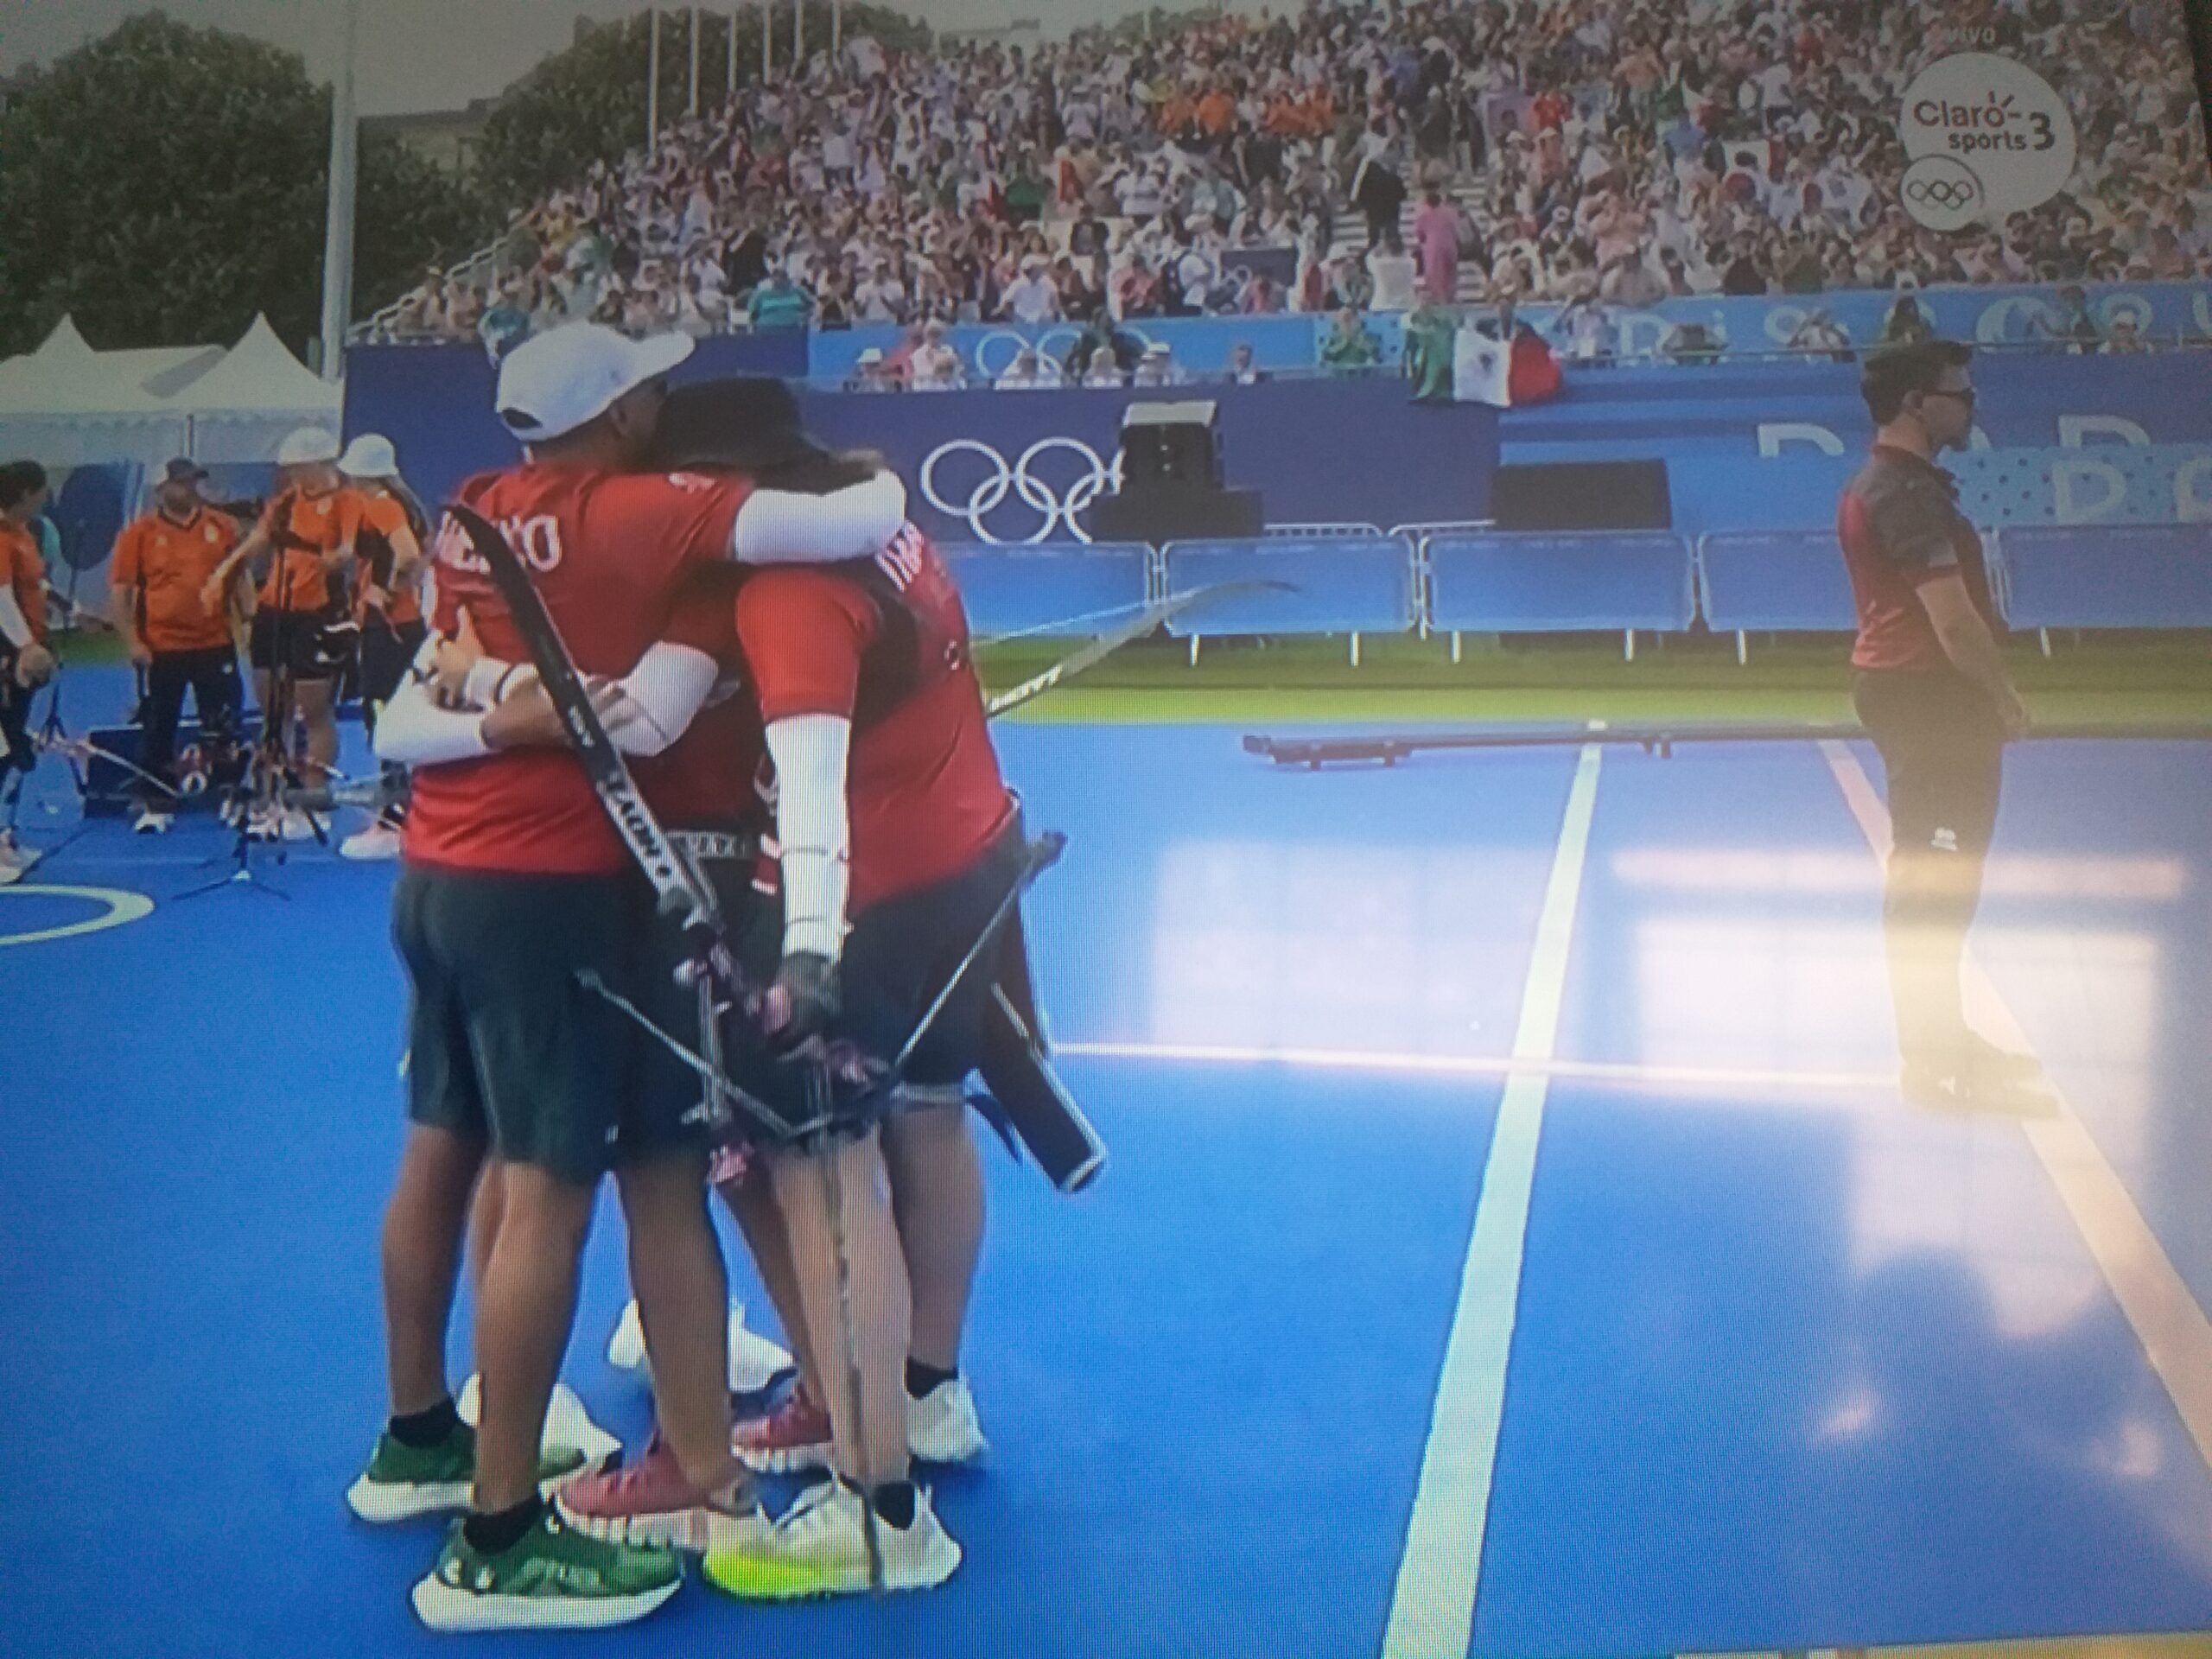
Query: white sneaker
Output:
[[607, 1299, 795, 1395], [339, 821, 402, 861], [906, 1376, 988, 1465], [132, 808, 175, 836], [700, 1478, 960, 1599], [279, 807, 320, 842], [456, 1376, 623, 1472], [245, 806, 281, 842], [0, 836, 31, 887]]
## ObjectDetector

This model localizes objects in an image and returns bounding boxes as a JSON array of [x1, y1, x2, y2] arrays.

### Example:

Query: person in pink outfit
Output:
[[1412, 184, 1460, 306]]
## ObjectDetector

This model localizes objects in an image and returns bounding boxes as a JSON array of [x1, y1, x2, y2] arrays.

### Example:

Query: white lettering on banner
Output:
[[2059, 416, 2152, 448], [2052, 458, 2127, 523], [2172, 457, 2212, 520], [1615, 311, 1672, 358], [1898, 54, 2075, 219], [1758, 423, 1845, 457], [918, 437, 1124, 544]]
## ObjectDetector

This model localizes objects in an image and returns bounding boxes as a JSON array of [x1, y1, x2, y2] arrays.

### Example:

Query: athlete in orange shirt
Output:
[[110, 459, 245, 831], [334, 434, 428, 860], [0, 461, 56, 884], [201, 425, 353, 830]]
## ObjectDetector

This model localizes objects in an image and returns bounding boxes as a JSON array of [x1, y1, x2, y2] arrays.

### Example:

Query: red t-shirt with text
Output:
[[402, 464, 753, 875], [734, 524, 1013, 912]]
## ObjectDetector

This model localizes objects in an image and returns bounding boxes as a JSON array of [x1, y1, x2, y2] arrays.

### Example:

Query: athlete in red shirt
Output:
[[358, 326, 908, 1633], [704, 505, 1021, 1598], [429, 416, 1011, 1594], [1837, 340, 2036, 1110]]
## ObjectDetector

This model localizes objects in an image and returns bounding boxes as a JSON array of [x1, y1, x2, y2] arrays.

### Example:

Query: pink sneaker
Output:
[[732, 1391, 834, 1474], [556, 1433, 770, 1554]]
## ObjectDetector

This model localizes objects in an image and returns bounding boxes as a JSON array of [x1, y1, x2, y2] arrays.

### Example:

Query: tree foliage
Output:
[[0, 13, 492, 359]]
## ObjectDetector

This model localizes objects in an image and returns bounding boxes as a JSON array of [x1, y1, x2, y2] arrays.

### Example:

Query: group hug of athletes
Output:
[[322, 321, 1053, 1631]]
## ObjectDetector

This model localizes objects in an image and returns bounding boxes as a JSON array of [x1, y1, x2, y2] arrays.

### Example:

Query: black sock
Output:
[[904, 1358, 957, 1400], [869, 1479, 918, 1529], [463, 1493, 543, 1556], [388, 1396, 461, 1449]]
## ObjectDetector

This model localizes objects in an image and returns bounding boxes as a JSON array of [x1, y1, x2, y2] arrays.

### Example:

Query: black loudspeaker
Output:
[[1089, 486, 1263, 544], [1491, 460, 1672, 531], [1120, 400, 1224, 489]]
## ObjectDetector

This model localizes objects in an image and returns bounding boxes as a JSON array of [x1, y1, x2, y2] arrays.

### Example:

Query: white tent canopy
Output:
[[0, 313, 342, 468], [0, 315, 188, 467]]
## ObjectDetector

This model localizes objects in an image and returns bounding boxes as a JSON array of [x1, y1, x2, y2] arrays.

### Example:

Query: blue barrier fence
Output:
[[801, 282, 2212, 384], [1427, 531, 1695, 635], [942, 524, 2212, 652]]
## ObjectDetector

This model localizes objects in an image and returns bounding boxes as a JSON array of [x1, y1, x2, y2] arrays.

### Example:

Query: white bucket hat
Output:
[[494, 323, 695, 442], [274, 425, 342, 467], [337, 433, 399, 479]]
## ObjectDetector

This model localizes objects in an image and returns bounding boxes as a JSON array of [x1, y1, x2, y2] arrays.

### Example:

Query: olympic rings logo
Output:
[[969, 325, 1157, 384], [1904, 176, 1980, 209], [918, 437, 1125, 544]]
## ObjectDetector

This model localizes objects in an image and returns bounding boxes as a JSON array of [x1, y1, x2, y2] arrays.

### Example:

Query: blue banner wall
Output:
[[798, 283, 2212, 384], [1501, 353, 2212, 532], [343, 344, 1497, 542], [807, 315, 1325, 384]]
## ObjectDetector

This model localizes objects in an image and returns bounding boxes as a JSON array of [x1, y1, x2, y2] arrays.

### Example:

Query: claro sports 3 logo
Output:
[[1897, 54, 2076, 223]]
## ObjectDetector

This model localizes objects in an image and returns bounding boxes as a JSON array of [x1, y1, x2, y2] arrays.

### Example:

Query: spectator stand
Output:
[[1160, 534, 1418, 665], [1422, 530, 1695, 662]]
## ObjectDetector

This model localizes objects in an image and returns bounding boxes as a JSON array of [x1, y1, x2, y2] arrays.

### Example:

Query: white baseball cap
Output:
[[337, 433, 399, 479], [275, 425, 342, 467], [493, 322, 696, 443]]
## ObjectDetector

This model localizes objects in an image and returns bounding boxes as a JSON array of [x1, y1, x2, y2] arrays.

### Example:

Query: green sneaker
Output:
[[346, 1421, 588, 1523], [410, 1508, 684, 1632]]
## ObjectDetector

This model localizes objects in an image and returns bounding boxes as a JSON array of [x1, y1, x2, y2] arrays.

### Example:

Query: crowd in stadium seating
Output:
[[372, 0, 2212, 354]]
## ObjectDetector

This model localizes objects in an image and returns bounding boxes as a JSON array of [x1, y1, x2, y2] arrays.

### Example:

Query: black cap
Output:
[[647, 376, 836, 474], [160, 458, 209, 485]]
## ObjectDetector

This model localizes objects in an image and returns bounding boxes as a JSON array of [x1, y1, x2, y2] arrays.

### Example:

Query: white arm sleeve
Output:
[[730, 472, 908, 563], [0, 587, 31, 649], [600, 642, 719, 756], [764, 712, 852, 960], [374, 675, 493, 766], [459, 643, 717, 756]]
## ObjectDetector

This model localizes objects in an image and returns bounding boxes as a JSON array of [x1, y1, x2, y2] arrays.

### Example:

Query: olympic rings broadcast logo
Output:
[[1904, 176, 1980, 210], [918, 437, 1126, 543]]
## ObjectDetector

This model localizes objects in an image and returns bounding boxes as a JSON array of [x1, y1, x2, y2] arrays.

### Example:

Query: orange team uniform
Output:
[[1158, 92, 1198, 134], [0, 521, 47, 645], [110, 508, 239, 654], [256, 486, 348, 613], [340, 489, 423, 627], [1197, 90, 1237, 137]]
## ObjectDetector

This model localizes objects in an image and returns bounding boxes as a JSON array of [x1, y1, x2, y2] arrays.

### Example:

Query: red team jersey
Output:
[[734, 523, 1013, 912], [635, 568, 767, 831], [402, 464, 753, 875]]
